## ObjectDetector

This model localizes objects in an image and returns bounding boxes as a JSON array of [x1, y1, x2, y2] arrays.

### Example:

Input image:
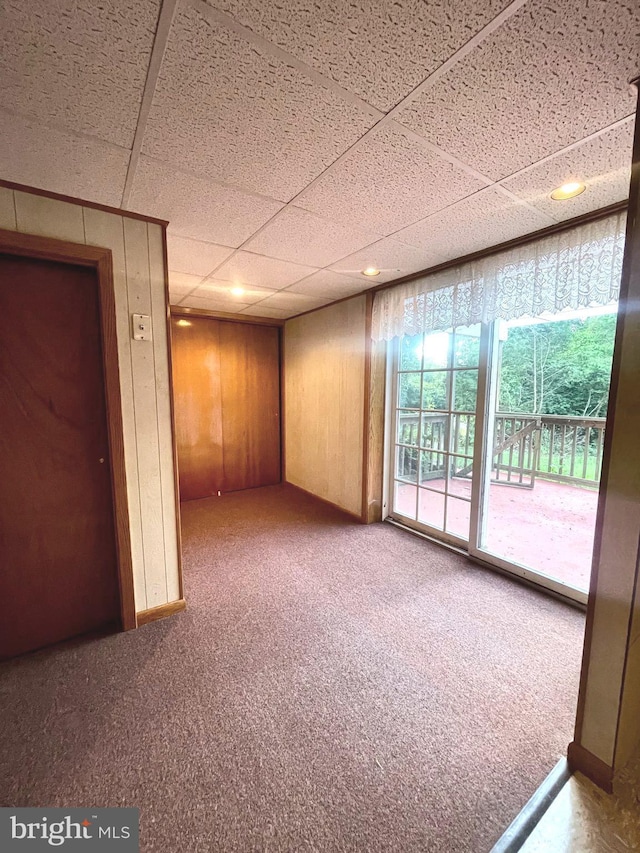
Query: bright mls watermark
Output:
[[0, 809, 139, 850]]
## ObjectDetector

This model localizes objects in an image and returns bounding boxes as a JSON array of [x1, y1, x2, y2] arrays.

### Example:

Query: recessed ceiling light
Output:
[[550, 181, 586, 200], [231, 286, 245, 296], [362, 266, 380, 277], [176, 319, 192, 327]]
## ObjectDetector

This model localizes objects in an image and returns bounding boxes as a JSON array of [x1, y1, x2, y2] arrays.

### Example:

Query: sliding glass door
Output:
[[389, 309, 616, 601]]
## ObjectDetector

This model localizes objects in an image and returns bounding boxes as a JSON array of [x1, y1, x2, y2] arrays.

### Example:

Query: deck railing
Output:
[[397, 411, 606, 488]]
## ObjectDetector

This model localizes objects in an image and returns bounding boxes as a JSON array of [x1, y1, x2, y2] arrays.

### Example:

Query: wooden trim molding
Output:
[[361, 294, 386, 523], [567, 741, 614, 793], [162, 230, 185, 602], [0, 227, 137, 631], [171, 305, 284, 327], [137, 598, 186, 626], [0, 179, 169, 226]]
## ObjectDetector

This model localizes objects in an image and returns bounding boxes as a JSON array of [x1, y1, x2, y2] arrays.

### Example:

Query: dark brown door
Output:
[[0, 253, 120, 659], [172, 317, 281, 500]]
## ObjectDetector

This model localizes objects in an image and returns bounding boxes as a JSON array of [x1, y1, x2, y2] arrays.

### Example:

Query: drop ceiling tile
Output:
[[251, 291, 332, 312], [142, 4, 375, 201], [168, 271, 205, 298], [297, 124, 487, 234], [167, 235, 235, 277], [395, 188, 552, 263], [287, 269, 365, 299], [192, 280, 278, 305], [0, 112, 129, 207], [0, 0, 160, 148], [330, 236, 445, 283], [243, 206, 379, 267], [129, 157, 284, 247], [239, 305, 292, 319], [206, 0, 509, 111], [501, 123, 634, 222], [213, 251, 317, 289], [178, 294, 252, 312], [397, 0, 640, 180]]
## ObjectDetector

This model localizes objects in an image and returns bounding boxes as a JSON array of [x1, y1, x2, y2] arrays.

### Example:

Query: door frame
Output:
[[0, 227, 137, 631]]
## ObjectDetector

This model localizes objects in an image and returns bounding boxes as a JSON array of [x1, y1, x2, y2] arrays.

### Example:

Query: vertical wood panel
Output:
[[172, 316, 224, 500], [0, 188, 16, 230], [123, 218, 168, 608], [219, 322, 281, 492], [84, 208, 147, 611], [4, 185, 181, 618], [148, 224, 181, 601], [14, 192, 85, 244], [284, 297, 366, 516]]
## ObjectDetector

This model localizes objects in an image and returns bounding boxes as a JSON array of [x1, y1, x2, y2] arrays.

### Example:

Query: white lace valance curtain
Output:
[[371, 211, 627, 341]]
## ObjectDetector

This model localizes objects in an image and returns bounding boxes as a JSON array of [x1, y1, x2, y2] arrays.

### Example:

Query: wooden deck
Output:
[[395, 477, 598, 592]]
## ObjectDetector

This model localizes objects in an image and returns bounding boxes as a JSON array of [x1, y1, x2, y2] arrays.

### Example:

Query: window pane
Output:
[[394, 481, 417, 520], [447, 462, 473, 500], [397, 410, 420, 447], [454, 325, 481, 367], [420, 413, 448, 450], [395, 445, 418, 483], [421, 370, 449, 411], [452, 369, 478, 412], [398, 372, 421, 408], [445, 496, 471, 540], [419, 450, 446, 490], [400, 334, 423, 371], [418, 488, 445, 529], [450, 414, 476, 457], [423, 332, 450, 369]]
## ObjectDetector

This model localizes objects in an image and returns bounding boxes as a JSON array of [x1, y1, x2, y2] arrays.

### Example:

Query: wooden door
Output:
[[0, 253, 120, 659], [172, 317, 281, 499]]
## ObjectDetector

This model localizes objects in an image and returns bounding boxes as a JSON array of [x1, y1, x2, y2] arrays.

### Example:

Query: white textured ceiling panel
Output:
[[398, 0, 640, 181], [178, 293, 251, 311], [287, 270, 365, 299], [251, 291, 332, 312], [168, 271, 205, 299], [395, 188, 552, 262], [129, 157, 283, 247], [501, 123, 635, 222], [213, 251, 317, 290], [243, 206, 379, 268], [297, 123, 487, 234], [239, 305, 292, 319], [0, 112, 129, 207], [167, 235, 235, 277], [330, 236, 445, 283], [142, 4, 375, 202], [0, 0, 161, 149], [189, 280, 277, 305], [206, 0, 509, 111]]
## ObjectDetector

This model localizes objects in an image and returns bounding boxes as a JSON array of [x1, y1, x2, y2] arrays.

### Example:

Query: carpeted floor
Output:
[[0, 484, 585, 852]]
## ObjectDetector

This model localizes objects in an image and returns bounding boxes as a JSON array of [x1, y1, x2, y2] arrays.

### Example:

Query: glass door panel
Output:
[[475, 310, 617, 595], [391, 325, 481, 544]]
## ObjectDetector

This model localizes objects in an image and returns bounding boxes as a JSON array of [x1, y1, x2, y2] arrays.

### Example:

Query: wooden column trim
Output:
[[567, 741, 614, 794], [137, 598, 186, 626], [0, 228, 137, 631], [162, 230, 185, 602]]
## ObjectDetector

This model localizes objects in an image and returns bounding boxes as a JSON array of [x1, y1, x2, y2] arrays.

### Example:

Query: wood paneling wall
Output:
[[284, 296, 367, 517], [172, 316, 280, 499], [0, 185, 181, 613]]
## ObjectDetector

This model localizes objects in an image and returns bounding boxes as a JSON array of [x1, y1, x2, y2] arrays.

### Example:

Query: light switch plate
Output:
[[132, 313, 152, 341]]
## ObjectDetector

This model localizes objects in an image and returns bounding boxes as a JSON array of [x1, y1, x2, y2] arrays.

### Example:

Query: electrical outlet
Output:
[[132, 314, 152, 341]]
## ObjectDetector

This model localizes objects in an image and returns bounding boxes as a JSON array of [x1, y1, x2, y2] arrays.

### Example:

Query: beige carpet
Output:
[[0, 483, 585, 852]]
